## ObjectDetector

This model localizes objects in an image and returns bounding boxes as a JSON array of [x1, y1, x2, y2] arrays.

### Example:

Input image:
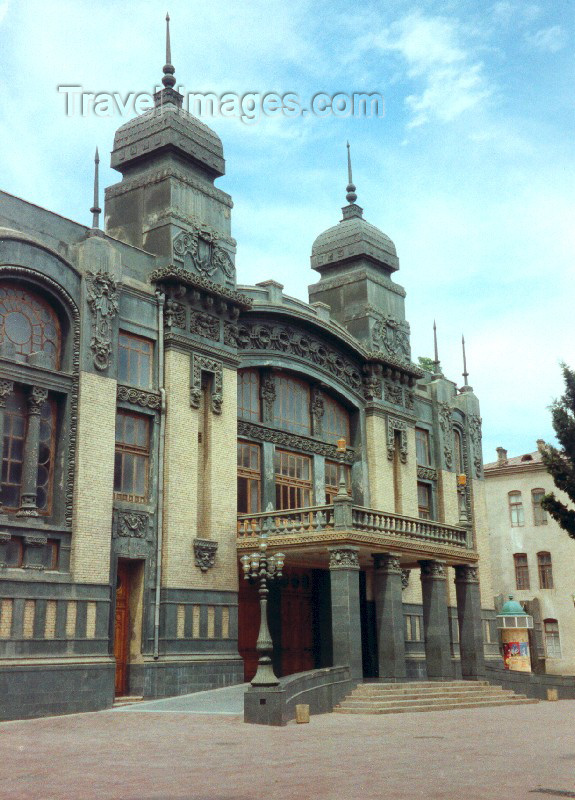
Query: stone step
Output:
[[339, 692, 529, 709], [113, 695, 144, 707], [359, 680, 490, 691], [334, 698, 539, 714], [350, 687, 515, 699]]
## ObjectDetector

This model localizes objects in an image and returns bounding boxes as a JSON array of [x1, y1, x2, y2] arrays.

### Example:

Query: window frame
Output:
[[273, 375, 311, 437], [544, 618, 561, 658], [237, 369, 260, 422], [537, 551, 554, 589], [508, 490, 525, 527], [237, 440, 261, 514], [118, 330, 154, 390], [113, 410, 151, 503], [513, 553, 530, 590], [532, 488, 547, 526], [274, 449, 313, 511], [417, 481, 432, 520], [415, 427, 432, 467]]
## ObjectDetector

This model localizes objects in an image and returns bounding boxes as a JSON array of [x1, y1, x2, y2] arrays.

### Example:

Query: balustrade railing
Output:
[[237, 506, 335, 538], [350, 506, 468, 548]]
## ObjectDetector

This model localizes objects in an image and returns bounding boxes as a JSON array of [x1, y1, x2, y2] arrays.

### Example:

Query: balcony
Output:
[[237, 499, 471, 554]]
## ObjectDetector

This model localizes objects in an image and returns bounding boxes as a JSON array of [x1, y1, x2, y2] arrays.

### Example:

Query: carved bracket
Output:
[[386, 416, 408, 463], [194, 538, 218, 572], [190, 353, 223, 414], [329, 547, 360, 570], [86, 271, 119, 371]]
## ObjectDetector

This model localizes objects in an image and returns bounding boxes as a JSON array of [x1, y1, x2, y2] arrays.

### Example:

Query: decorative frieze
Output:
[[237, 420, 355, 463], [193, 538, 218, 572], [386, 416, 408, 463], [164, 299, 186, 329], [417, 465, 437, 481], [117, 385, 161, 410], [190, 310, 220, 341], [150, 265, 252, 310], [86, 271, 119, 371], [329, 547, 359, 570], [190, 353, 223, 414]]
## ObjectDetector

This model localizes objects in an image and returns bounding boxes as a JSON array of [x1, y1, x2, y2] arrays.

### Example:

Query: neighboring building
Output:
[[485, 444, 575, 675], [0, 32, 498, 721]]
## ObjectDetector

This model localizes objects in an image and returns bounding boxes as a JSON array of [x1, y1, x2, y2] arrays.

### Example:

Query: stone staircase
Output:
[[112, 695, 144, 708], [334, 680, 538, 714]]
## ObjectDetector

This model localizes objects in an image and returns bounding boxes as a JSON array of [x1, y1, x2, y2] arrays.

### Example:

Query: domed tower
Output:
[[104, 14, 236, 289], [308, 144, 409, 361]]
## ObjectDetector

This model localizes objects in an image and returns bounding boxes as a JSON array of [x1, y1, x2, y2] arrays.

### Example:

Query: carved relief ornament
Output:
[[193, 538, 218, 572], [329, 548, 360, 570], [86, 270, 119, 371], [190, 353, 223, 414], [386, 416, 408, 463], [438, 402, 453, 470], [117, 511, 150, 539], [117, 385, 161, 410], [173, 224, 235, 283], [371, 315, 411, 363], [468, 414, 483, 478]]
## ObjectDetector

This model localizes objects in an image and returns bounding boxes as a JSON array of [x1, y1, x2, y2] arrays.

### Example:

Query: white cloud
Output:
[[525, 25, 567, 53]]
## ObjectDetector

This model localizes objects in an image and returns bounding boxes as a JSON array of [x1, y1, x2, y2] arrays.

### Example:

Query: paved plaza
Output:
[[1, 689, 574, 800]]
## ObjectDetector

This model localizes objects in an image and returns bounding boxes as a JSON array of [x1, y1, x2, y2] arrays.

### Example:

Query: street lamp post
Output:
[[336, 437, 348, 495], [240, 535, 285, 687]]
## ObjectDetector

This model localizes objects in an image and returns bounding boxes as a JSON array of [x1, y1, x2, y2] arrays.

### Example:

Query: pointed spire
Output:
[[90, 147, 101, 229], [162, 12, 176, 88], [462, 334, 469, 386], [345, 141, 357, 204], [433, 320, 440, 372]]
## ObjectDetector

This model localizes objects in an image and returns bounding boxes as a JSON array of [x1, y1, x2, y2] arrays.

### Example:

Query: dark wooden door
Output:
[[114, 561, 130, 696], [280, 571, 314, 676]]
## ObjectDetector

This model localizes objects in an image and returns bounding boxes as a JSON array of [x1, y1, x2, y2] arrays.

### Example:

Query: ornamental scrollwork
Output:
[[190, 310, 220, 341], [235, 321, 363, 395], [329, 547, 359, 570], [371, 315, 411, 363], [117, 511, 150, 539], [237, 420, 355, 464], [193, 538, 218, 572], [386, 416, 408, 463], [468, 414, 483, 478], [117, 385, 161, 410], [173, 224, 235, 282], [417, 466, 437, 481], [164, 299, 186, 329], [438, 402, 453, 470], [190, 354, 223, 414], [86, 271, 119, 371], [0, 380, 14, 407]]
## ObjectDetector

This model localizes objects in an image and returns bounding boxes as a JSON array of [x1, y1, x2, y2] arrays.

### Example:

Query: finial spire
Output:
[[90, 147, 101, 229], [345, 141, 357, 204], [462, 334, 469, 386], [433, 320, 440, 372], [162, 12, 176, 88]]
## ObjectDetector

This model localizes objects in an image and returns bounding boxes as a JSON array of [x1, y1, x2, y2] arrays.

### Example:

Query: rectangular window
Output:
[[114, 411, 150, 502], [118, 332, 153, 389], [508, 492, 524, 527], [538, 552, 554, 589], [322, 394, 350, 442], [237, 370, 260, 422], [1, 389, 26, 510], [415, 428, 431, 466], [532, 489, 548, 526], [417, 482, 431, 519], [325, 460, 351, 503], [514, 553, 530, 590], [273, 376, 311, 436], [274, 450, 312, 510], [544, 619, 561, 658], [237, 441, 261, 514], [405, 615, 422, 642]]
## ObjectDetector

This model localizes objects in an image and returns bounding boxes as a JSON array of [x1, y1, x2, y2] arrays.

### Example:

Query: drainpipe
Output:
[[154, 290, 166, 660]]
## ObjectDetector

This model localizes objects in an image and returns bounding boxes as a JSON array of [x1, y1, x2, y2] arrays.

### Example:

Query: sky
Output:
[[0, 0, 573, 464]]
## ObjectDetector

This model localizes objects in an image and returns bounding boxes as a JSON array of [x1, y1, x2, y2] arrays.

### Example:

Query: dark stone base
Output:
[[130, 658, 244, 699], [485, 662, 575, 700], [0, 660, 115, 721]]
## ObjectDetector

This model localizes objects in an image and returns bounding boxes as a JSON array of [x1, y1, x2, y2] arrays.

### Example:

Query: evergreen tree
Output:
[[541, 364, 575, 538]]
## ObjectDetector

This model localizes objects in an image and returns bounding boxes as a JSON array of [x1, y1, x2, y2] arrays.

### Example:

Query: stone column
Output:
[[419, 560, 453, 679], [373, 553, 406, 680], [17, 386, 48, 517], [329, 546, 363, 680], [0, 380, 14, 514], [454, 564, 485, 679]]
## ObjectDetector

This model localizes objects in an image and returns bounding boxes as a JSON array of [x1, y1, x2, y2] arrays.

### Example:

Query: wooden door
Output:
[[114, 561, 130, 696], [280, 570, 314, 676]]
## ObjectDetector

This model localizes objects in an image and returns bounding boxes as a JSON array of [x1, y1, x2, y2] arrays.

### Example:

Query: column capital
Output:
[[0, 379, 14, 407], [454, 564, 480, 584], [372, 552, 402, 574], [28, 386, 48, 415], [329, 546, 359, 571], [419, 559, 446, 580]]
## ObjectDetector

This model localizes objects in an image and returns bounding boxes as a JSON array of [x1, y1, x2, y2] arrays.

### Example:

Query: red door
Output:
[[114, 562, 130, 696], [280, 571, 314, 676]]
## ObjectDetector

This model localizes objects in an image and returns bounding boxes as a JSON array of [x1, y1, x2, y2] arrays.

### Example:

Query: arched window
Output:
[[508, 491, 524, 527], [544, 619, 561, 658], [273, 375, 311, 436], [537, 552, 553, 589], [323, 394, 350, 442], [0, 284, 61, 369], [532, 489, 547, 526], [513, 553, 530, 590]]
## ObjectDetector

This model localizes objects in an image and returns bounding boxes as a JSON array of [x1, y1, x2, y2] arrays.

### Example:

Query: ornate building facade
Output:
[[0, 44, 498, 720]]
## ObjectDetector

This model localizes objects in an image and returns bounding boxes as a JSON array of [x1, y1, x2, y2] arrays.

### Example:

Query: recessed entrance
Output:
[[113, 559, 145, 696]]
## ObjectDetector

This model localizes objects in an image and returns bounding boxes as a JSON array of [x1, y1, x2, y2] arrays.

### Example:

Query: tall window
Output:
[[118, 332, 153, 389], [417, 482, 431, 519], [513, 553, 530, 590], [454, 429, 464, 474], [508, 491, 524, 527], [532, 489, 547, 526], [415, 428, 431, 466], [273, 376, 311, 436], [237, 370, 260, 422], [325, 460, 351, 503], [537, 551, 553, 589], [274, 450, 312, 510], [237, 441, 261, 514], [323, 394, 350, 442], [0, 284, 62, 368], [114, 411, 150, 502], [544, 619, 561, 658]]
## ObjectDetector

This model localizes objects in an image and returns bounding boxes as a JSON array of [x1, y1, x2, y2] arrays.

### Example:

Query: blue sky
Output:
[[0, 0, 573, 463]]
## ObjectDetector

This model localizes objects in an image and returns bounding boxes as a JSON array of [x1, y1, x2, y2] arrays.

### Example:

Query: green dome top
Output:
[[499, 595, 528, 616]]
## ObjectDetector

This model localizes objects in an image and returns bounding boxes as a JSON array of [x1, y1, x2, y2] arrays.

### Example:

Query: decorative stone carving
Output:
[[117, 385, 161, 410], [417, 465, 437, 481], [224, 321, 240, 348], [373, 553, 402, 573], [454, 564, 479, 583], [311, 386, 325, 434], [405, 391, 415, 411], [117, 511, 150, 539], [235, 321, 363, 394], [190, 354, 223, 414], [329, 547, 359, 570], [151, 266, 252, 310], [194, 538, 218, 572], [28, 386, 48, 414], [468, 414, 483, 478], [0, 530, 11, 567], [0, 380, 14, 406], [386, 416, 408, 463], [164, 299, 186, 329], [190, 310, 220, 341], [438, 402, 453, 469], [86, 270, 119, 371], [237, 420, 355, 464], [384, 381, 403, 406], [260, 375, 276, 422], [401, 569, 410, 590], [173, 224, 235, 282], [420, 560, 446, 579], [372, 315, 411, 363]]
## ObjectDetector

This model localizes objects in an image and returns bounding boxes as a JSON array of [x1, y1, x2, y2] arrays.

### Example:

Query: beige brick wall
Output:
[[472, 478, 494, 609], [71, 370, 116, 584], [438, 469, 460, 525], [365, 414, 394, 511], [401, 426, 419, 518]]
